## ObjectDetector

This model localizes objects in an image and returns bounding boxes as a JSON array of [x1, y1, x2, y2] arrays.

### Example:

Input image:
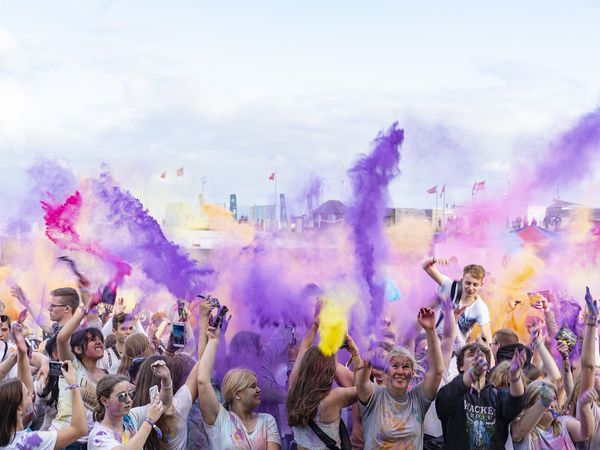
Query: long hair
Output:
[[0, 379, 23, 446], [286, 346, 337, 427], [133, 356, 171, 450], [117, 333, 154, 378], [40, 335, 60, 408], [221, 368, 257, 410], [522, 380, 561, 437], [70, 327, 104, 364], [94, 375, 130, 422]]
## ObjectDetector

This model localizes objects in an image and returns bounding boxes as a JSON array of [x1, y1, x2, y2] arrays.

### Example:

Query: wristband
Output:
[[509, 375, 521, 383], [586, 320, 597, 327], [425, 258, 436, 268], [65, 384, 79, 391], [145, 418, 163, 439], [161, 382, 172, 390], [79, 306, 89, 315]]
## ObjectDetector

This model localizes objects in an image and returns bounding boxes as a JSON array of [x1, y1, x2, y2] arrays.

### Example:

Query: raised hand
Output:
[[17, 309, 28, 324], [146, 396, 165, 423], [10, 285, 29, 307], [199, 300, 213, 319], [417, 307, 437, 331], [585, 287, 598, 319], [11, 323, 28, 356], [539, 383, 554, 408], [206, 325, 221, 342], [62, 361, 77, 385], [509, 348, 527, 380], [87, 292, 103, 311], [579, 388, 598, 406], [472, 348, 489, 377], [556, 340, 570, 358], [150, 360, 171, 381], [115, 297, 125, 315]]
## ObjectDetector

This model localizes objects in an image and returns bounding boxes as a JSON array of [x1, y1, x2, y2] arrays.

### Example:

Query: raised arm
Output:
[[441, 297, 459, 370], [567, 388, 598, 442], [422, 257, 449, 286], [53, 361, 88, 450], [557, 340, 574, 398], [511, 383, 553, 442], [14, 325, 34, 396], [508, 348, 526, 398], [196, 325, 222, 426], [57, 303, 86, 362], [580, 287, 597, 395], [121, 396, 164, 450], [418, 308, 444, 400], [151, 360, 173, 410], [531, 329, 561, 384], [288, 320, 318, 388], [0, 351, 17, 380], [351, 338, 374, 405], [11, 285, 52, 335]]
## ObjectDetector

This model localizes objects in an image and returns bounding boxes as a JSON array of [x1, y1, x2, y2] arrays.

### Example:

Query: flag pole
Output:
[[274, 173, 278, 230], [435, 186, 439, 231], [442, 187, 446, 230]]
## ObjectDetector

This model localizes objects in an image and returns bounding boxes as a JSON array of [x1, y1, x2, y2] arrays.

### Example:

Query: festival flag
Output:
[[176, 167, 184, 177], [268, 172, 275, 181], [160, 172, 166, 179], [439, 184, 445, 198], [427, 185, 437, 194], [475, 180, 485, 191]]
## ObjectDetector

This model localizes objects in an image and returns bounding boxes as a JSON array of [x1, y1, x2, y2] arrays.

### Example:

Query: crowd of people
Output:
[[1, 257, 600, 450]]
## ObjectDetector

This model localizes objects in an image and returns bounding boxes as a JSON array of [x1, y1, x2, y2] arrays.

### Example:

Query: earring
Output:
[[235, 396, 240, 400]]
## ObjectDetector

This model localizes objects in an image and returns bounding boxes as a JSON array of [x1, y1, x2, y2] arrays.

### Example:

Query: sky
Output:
[[1, 0, 600, 221]]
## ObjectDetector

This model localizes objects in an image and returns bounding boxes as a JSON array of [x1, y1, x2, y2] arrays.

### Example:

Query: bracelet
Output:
[[425, 258, 436, 268], [509, 376, 521, 383], [65, 384, 80, 391], [145, 418, 163, 439], [161, 382, 172, 390], [79, 306, 89, 315], [586, 321, 597, 327]]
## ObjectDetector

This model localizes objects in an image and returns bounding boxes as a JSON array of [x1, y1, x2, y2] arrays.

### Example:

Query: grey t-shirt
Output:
[[359, 383, 431, 450]]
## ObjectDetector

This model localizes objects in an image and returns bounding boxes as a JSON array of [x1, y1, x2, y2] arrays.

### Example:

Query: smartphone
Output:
[[49, 361, 65, 377], [555, 326, 578, 352], [171, 322, 186, 348], [197, 294, 220, 309], [177, 301, 185, 318], [149, 385, 159, 402], [102, 286, 117, 305], [212, 306, 229, 329]]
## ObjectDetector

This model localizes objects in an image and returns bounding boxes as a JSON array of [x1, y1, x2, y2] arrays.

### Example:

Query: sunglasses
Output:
[[0, 315, 9, 322], [116, 390, 136, 403]]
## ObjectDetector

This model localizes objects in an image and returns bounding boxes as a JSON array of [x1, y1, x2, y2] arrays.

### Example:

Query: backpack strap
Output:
[[308, 419, 340, 450]]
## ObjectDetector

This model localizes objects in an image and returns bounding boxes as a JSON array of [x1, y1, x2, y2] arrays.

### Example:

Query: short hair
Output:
[[50, 287, 80, 310], [493, 328, 519, 347], [387, 346, 422, 373], [456, 342, 492, 373], [112, 313, 130, 331], [221, 368, 257, 410], [463, 264, 485, 281]]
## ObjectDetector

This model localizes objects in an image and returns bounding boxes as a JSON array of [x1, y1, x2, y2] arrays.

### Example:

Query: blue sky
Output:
[[1, 1, 600, 219]]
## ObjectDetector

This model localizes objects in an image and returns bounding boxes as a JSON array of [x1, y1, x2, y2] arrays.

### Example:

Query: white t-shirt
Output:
[[98, 347, 121, 374], [204, 404, 280, 450], [438, 275, 490, 338], [51, 358, 99, 442], [167, 385, 194, 450], [0, 341, 18, 379], [88, 406, 148, 450], [1, 430, 57, 450]]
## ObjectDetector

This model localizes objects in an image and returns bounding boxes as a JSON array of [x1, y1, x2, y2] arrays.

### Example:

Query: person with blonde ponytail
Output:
[[197, 323, 281, 449], [117, 333, 154, 380], [89, 362, 171, 450]]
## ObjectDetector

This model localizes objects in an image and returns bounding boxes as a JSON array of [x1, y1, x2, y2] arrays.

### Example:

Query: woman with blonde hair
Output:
[[511, 380, 596, 449], [117, 333, 154, 380], [197, 323, 280, 449]]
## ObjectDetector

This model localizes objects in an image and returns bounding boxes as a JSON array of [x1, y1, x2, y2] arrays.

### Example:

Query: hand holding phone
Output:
[[171, 322, 186, 348]]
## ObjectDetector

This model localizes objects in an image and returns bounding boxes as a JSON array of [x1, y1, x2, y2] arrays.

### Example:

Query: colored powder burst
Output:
[[528, 109, 600, 190], [91, 172, 213, 299], [347, 122, 404, 328], [41, 191, 132, 289], [318, 298, 348, 356]]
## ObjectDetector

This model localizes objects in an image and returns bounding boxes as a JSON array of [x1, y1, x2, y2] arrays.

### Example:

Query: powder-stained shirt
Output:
[[88, 406, 147, 450], [1, 430, 57, 450], [359, 383, 431, 450], [204, 404, 280, 450], [436, 374, 524, 450], [582, 402, 600, 450], [438, 275, 490, 338], [50, 358, 99, 442], [512, 416, 576, 450]]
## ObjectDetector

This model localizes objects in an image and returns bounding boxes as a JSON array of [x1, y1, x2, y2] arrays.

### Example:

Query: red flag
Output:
[[268, 172, 275, 181], [427, 185, 437, 194], [160, 172, 166, 179], [176, 167, 184, 177], [475, 181, 485, 191], [439, 185, 445, 198]]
